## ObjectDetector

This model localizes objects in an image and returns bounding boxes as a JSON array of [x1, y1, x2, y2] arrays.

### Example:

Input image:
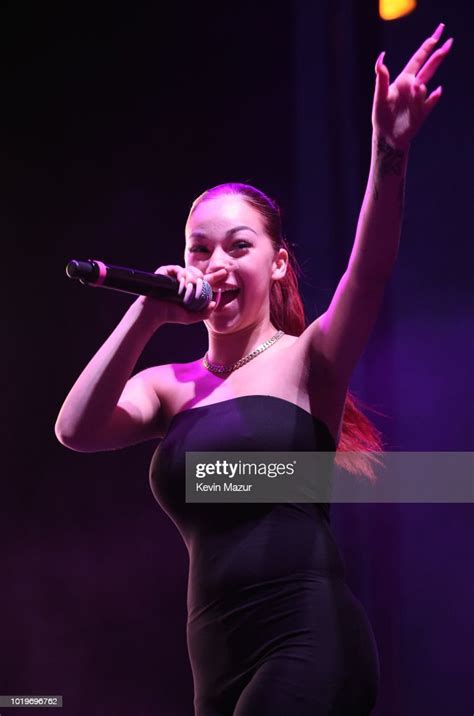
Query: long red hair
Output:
[[189, 183, 385, 480]]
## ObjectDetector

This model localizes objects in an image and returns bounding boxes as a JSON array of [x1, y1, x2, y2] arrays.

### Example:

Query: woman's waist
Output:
[[187, 519, 346, 613], [187, 566, 347, 626]]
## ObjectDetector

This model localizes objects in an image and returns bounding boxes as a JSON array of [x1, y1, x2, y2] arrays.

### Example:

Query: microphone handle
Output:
[[65, 259, 212, 312]]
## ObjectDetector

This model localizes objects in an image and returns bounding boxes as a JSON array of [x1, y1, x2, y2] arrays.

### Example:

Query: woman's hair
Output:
[[189, 182, 385, 480]]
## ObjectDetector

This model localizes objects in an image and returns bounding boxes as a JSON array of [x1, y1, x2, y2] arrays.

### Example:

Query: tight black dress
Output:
[[149, 395, 380, 715]]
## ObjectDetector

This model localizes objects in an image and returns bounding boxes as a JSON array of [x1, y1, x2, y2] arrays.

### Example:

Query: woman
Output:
[[55, 23, 452, 716]]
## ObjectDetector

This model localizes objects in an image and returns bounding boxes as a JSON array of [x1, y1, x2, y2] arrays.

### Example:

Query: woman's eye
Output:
[[189, 241, 250, 253]]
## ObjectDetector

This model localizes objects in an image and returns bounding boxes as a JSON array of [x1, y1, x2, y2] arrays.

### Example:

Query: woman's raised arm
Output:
[[304, 23, 453, 383]]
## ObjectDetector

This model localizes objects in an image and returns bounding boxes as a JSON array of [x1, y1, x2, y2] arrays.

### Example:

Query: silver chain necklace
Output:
[[202, 330, 285, 375]]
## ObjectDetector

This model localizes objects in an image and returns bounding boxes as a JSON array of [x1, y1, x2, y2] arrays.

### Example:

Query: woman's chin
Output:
[[206, 295, 240, 320], [204, 306, 243, 330]]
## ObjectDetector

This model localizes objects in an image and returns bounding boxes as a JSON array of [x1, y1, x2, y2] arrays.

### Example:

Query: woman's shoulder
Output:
[[143, 358, 205, 397]]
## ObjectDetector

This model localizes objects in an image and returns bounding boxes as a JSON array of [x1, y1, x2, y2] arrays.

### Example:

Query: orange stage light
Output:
[[379, 0, 417, 21]]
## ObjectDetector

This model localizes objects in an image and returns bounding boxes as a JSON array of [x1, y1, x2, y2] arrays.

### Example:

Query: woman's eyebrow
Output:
[[188, 225, 258, 240]]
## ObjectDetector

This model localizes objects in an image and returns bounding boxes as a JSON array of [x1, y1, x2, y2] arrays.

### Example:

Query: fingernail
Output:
[[183, 282, 192, 302], [375, 51, 385, 74], [178, 278, 184, 294], [440, 37, 453, 51], [432, 23, 445, 41]]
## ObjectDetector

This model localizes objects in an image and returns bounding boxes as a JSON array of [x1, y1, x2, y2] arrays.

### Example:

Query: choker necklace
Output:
[[202, 330, 285, 375]]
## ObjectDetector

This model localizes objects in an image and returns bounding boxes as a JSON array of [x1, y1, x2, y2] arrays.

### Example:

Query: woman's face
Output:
[[184, 194, 286, 332]]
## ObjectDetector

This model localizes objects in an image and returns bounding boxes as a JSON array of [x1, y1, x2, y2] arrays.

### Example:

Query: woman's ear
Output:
[[271, 247, 288, 281]]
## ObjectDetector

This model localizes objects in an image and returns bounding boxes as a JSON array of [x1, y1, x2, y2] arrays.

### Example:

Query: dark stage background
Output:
[[1, 1, 473, 714]]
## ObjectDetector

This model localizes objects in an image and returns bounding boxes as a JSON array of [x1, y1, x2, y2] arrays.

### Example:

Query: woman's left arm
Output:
[[306, 23, 453, 383]]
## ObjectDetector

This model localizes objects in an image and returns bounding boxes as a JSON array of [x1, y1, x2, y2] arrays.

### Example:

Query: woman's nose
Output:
[[206, 249, 232, 274]]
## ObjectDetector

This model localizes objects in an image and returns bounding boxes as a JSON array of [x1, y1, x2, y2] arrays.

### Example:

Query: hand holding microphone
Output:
[[66, 259, 226, 325], [140, 264, 226, 325]]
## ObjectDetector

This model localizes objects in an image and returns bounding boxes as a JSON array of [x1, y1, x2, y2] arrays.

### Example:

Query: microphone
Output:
[[65, 259, 213, 312]]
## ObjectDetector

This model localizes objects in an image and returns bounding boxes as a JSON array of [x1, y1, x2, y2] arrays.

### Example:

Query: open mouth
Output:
[[213, 288, 240, 307]]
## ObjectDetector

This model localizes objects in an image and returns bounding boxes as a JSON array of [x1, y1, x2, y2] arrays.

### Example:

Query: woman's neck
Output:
[[205, 321, 280, 367]]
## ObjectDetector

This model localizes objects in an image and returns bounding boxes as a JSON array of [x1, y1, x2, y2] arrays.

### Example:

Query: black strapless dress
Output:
[[149, 395, 379, 715]]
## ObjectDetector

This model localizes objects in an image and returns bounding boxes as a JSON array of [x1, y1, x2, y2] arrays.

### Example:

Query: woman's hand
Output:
[[372, 22, 453, 150], [135, 265, 226, 326]]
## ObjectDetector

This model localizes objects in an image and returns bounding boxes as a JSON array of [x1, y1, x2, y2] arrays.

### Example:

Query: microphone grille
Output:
[[187, 279, 213, 312]]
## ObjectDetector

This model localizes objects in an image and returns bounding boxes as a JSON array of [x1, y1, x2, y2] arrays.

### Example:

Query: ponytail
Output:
[[270, 242, 385, 481]]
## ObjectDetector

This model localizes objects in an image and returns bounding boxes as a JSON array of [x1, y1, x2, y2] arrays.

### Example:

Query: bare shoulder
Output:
[[143, 357, 202, 413], [142, 359, 197, 394]]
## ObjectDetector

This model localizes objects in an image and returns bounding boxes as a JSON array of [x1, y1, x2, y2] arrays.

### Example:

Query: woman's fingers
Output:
[[416, 38, 453, 85], [145, 264, 227, 321], [431, 23, 445, 41], [423, 86, 443, 119], [180, 266, 229, 303], [177, 265, 204, 296], [184, 275, 207, 302], [401, 23, 445, 76], [195, 277, 203, 299], [153, 264, 204, 309], [374, 51, 390, 103], [204, 267, 228, 285]]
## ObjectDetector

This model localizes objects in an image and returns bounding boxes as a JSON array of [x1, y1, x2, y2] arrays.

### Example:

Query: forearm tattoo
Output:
[[372, 136, 406, 209]]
